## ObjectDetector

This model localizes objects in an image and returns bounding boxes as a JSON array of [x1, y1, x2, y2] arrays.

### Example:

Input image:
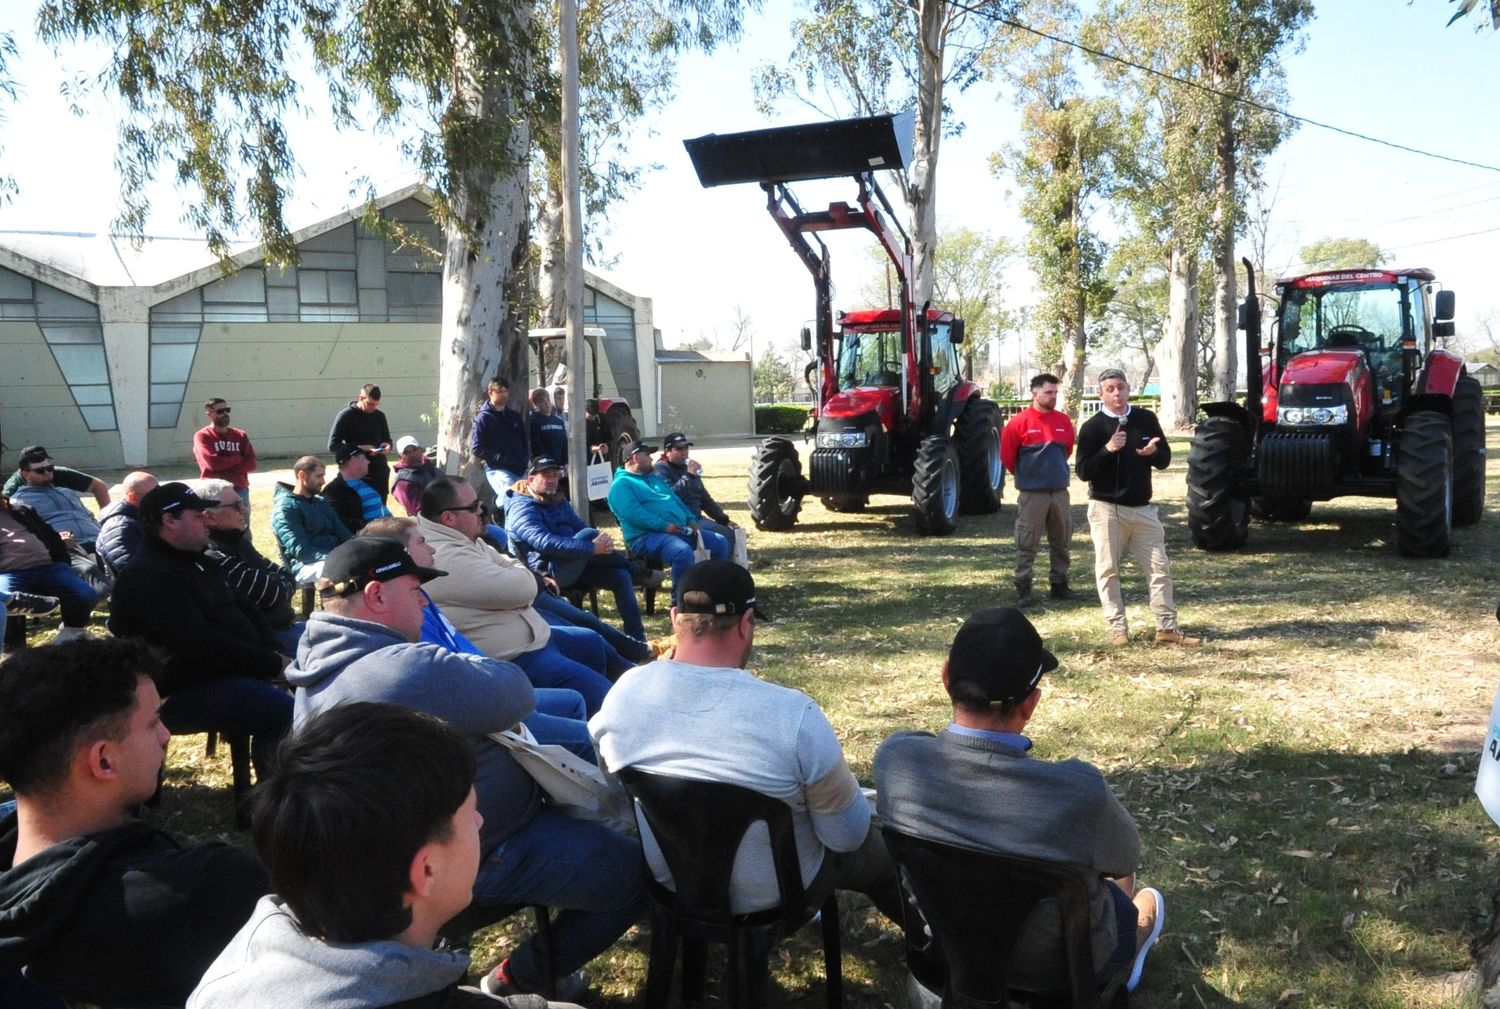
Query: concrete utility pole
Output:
[[561, 0, 589, 516]]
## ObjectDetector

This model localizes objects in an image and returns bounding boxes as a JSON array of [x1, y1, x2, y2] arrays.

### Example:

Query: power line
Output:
[[1391, 223, 1500, 250], [942, 0, 1500, 175]]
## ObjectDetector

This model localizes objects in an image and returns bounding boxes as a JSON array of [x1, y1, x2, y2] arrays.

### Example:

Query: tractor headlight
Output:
[[1278, 404, 1347, 427], [816, 431, 868, 449]]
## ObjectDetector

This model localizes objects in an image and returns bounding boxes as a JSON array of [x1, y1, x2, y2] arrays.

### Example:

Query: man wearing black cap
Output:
[[2, 446, 110, 506], [653, 432, 738, 551], [592, 560, 903, 922], [1075, 368, 1198, 648], [288, 537, 646, 1002], [874, 607, 1164, 995], [322, 444, 392, 534], [607, 441, 729, 603], [108, 482, 292, 777]]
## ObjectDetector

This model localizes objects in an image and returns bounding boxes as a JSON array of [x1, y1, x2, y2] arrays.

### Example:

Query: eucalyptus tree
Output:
[[753, 0, 1017, 306], [931, 227, 1015, 380], [1298, 236, 1388, 271]]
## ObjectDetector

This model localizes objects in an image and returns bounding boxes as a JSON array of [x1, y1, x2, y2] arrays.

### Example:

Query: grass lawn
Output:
[[9, 427, 1500, 1008]]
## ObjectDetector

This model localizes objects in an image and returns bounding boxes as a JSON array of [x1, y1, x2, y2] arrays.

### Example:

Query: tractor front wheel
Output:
[[746, 437, 806, 531], [1396, 410, 1453, 558], [955, 399, 1004, 514], [1186, 416, 1251, 550], [1452, 374, 1486, 527], [912, 436, 960, 536]]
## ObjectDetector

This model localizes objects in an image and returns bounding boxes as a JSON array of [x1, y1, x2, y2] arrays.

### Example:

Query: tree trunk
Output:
[[1062, 288, 1087, 420], [535, 172, 565, 329], [437, 35, 532, 484], [907, 0, 946, 307], [1209, 96, 1238, 403], [1158, 241, 1199, 430]]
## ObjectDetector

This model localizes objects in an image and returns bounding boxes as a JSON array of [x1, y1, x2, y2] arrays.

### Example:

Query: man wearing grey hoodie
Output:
[[190, 702, 583, 1009]]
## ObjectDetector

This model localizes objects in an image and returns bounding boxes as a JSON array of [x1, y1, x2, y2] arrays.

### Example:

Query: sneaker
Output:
[[480, 958, 590, 1002], [6, 592, 59, 616], [1127, 887, 1165, 992], [1108, 631, 1131, 647], [1154, 629, 1201, 648]]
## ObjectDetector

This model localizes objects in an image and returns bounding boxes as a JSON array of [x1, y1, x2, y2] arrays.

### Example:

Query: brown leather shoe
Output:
[[1108, 631, 1131, 647], [1155, 629, 1201, 647]]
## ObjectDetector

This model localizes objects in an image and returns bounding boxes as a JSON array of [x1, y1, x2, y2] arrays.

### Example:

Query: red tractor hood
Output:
[[820, 387, 901, 430], [1281, 349, 1364, 388]]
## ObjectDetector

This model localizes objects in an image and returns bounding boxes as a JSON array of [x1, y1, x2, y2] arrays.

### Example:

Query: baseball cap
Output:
[[626, 441, 656, 457], [395, 435, 421, 453], [317, 537, 447, 597], [335, 443, 369, 465], [1097, 368, 1128, 386], [18, 446, 52, 469], [529, 455, 564, 475], [676, 559, 768, 621], [140, 482, 219, 522], [945, 607, 1057, 708], [663, 432, 693, 450]]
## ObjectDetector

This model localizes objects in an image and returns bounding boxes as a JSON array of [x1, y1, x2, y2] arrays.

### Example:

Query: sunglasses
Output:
[[443, 501, 482, 514], [27, 465, 55, 474], [212, 407, 232, 415]]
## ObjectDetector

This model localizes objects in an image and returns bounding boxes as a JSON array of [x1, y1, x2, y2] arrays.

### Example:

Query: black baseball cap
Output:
[[140, 482, 219, 522], [18, 446, 52, 468], [529, 455, 564, 475], [663, 432, 693, 450], [626, 441, 656, 457], [317, 537, 447, 597], [945, 608, 1057, 708], [335, 443, 370, 465], [676, 559, 768, 621]]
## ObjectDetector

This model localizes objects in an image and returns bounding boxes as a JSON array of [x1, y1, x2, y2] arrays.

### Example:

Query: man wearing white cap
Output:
[[391, 436, 440, 517]]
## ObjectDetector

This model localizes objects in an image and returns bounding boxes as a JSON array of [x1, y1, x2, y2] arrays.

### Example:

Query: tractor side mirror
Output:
[[800, 326, 812, 352], [950, 319, 966, 345], [1434, 290, 1456, 338]]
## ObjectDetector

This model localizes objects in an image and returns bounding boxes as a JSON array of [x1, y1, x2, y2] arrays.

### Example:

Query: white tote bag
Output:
[[1476, 680, 1500, 828], [692, 529, 712, 563], [586, 450, 613, 501], [730, 526, 749, 569], [490, 725, 636, 835]]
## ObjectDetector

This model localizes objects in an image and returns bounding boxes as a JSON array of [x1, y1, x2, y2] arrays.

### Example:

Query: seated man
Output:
[[0, 637, 267, 1007], [322, 444, 392, 534], [653, 432, 738, 548], [418, 477, 616, 715], [96, 470, 158, 573], [873, 607, 1165, 995], [0, 496, 98, 642], [2, 445, 109, 505], [286, 539, 646, 1000], [607, 442, 729, 604], [189, 701, 585, 1009], [392, 435, 441, 517], [508, 456, 646, 642], [108, 482, 293, 777], [271, 455, 353, 586], [199, 478, 301, 654], [592, 561, 902, 921], [8, 448, 112, 598]]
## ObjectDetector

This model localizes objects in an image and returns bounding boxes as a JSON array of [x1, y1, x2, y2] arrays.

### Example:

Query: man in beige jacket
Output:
[[417, 476, 613, 714]]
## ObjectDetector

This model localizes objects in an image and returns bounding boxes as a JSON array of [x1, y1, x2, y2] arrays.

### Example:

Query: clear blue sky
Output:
[[2, 0, 1497, 370]]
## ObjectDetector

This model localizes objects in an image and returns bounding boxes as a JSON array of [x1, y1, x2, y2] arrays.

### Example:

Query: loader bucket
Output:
[[683, 110, 915, 188]]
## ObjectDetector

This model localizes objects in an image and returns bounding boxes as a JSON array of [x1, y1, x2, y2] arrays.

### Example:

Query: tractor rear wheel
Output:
[[955, 399, 1005, 514], [1186, 416, 1251, 550], [912, 436, 960, 536], [821, 494, 868, 513], [1250, 495, 1312, 522], [604, 407, 641, 471], [746, 437, 806, 531], [1452, 374, 1486, 527], [1396, 410, 1453, 558]]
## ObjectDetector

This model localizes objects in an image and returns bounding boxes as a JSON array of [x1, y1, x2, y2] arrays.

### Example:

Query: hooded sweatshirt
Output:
[[0, 811, 266, 1008], [189, 895, 546, 1009], [287, 612, 540, 851]]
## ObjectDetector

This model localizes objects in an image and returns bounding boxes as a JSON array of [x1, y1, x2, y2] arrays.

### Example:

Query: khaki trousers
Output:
[[1013, 489, 1072, 585], [1085, 500, 1177, 634]]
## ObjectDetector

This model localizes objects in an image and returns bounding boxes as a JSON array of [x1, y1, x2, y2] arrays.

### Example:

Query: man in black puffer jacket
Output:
[[96, 470, 158, 573]]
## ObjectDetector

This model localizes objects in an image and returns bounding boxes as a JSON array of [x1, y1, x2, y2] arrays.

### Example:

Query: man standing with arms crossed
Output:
[[1000, 374, 1079, 607], [1075, 369, 1198, 648], [193, 398, 257, 526]]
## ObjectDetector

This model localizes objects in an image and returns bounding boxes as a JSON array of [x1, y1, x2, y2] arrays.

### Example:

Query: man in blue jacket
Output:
[[471, 377, 529, 500], [507, 457, 645, 641], [607, 442, 728, 603]]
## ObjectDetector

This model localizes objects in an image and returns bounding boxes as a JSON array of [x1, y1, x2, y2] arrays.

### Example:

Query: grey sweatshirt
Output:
[[287, 612, 541, 851]]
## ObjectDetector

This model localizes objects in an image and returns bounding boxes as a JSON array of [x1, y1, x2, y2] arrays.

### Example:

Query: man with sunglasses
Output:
[[9, 448, 113, 601], [2, 446, 109, 507], [193, 398, 259, 526]]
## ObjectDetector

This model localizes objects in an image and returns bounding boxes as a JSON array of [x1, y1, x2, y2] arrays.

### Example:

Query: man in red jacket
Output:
[[999, 374, 1079, 607], [193, 397, 258, 525]]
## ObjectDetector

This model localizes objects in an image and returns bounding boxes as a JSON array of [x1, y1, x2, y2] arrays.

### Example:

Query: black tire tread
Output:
[[911, 436, 959, 536], [746, 437, 804, 531], [1395, 410, 1453, 558], [1452, 374, 1485, 527], [954, 399, 1005, 515], [1186, 416, 1251, 551]]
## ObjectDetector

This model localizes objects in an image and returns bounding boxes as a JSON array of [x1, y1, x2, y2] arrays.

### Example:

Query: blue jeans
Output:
[[160, 676, 294, 777], [0, 563, 99, 627], [534, 591, 648, 673], [524, 687, 594, 763], [511, 625, 612, 715], [474, 807, 647, 989], [486, 468, 523, 500], [628, 528, 731, 603], [570, 559, 646, 642]]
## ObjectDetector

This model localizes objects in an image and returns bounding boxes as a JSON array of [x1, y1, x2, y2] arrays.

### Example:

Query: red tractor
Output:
[[684, 113, 1004, 535], [1186, 260, 1483, 557]]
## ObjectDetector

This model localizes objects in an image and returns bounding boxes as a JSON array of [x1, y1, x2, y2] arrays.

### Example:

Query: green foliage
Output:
[[754, 403, 810, 433], [1299, 236, 1388, 271], [0, 31, 17, 206], [931, 227, 1015, 377], [753, 344, 798, 404]]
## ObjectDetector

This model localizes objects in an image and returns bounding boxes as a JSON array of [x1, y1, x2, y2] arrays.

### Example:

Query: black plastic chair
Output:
[[437, 902, 556, 998], [881, 827, 1127, 1009], [616, 767, 843, 1009]]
